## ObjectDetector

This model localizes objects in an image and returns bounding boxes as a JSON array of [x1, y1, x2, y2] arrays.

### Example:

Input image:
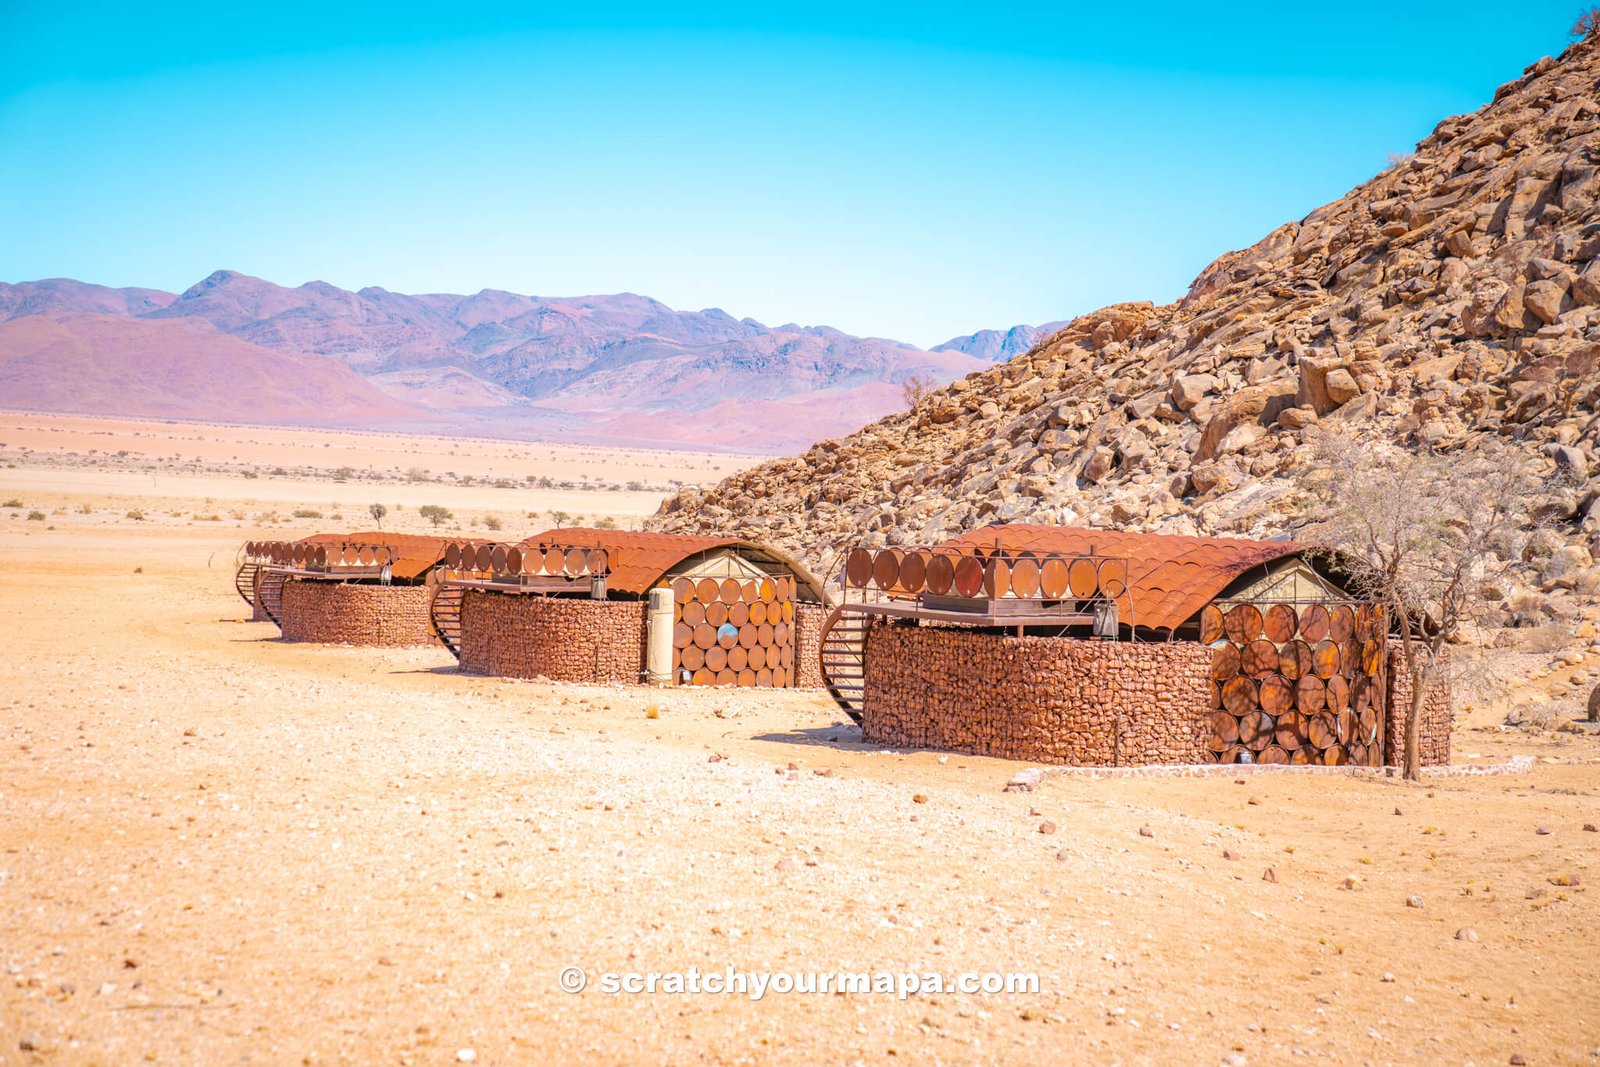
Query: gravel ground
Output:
[[3, 523, 1599, 1066]]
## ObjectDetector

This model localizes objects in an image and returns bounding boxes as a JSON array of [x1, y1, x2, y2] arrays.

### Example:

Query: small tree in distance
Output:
[[368, 502, 387, 529], [1572, 6, 1600, 38], [1296, 430, 1537, 781], [901, 373, 936, 411], [418, 504, 453, 528]]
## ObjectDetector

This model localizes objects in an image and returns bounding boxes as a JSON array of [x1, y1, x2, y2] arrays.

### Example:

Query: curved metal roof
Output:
[[518, 527, 828, 602], [938, 524, 1311, 633]]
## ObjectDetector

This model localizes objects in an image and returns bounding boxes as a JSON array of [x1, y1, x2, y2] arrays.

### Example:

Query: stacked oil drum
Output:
[[841, 546, 1129, 603], [670, 576, 798, 687], [437, 542, 607, 582], [244, 540, 398, 569], [1204, 601, 1386, 766]]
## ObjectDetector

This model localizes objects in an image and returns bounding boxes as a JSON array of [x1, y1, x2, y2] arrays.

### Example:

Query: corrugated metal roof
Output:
[[937, 524, 1307, 632], [519, 528, 827, 602], [299, 530, 485, 581]]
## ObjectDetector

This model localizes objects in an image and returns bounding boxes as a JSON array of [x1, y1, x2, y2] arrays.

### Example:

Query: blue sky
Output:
[[0, 2, 1585, 348]]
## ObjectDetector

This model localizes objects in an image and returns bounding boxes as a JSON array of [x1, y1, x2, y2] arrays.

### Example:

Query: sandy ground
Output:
[[4, 453, 1600, 1066], [0, 413, 761, 538]]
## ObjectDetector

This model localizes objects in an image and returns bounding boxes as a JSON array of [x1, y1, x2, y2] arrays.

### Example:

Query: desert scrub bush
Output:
[[126, 509, 146, 521], [482, 515, 503, 531], [26, 510, 45, 521], [292, 508, 323, 519], [2, 498, 22, 508], [1523, 625, 1571, 654], [195, 513, 223, 522], [241, 469, 259, 479], [77, 502, 93, 514]]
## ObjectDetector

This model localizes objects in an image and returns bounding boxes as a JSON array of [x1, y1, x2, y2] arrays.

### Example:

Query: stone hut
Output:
[[434, 528, 829, 688], [238, 532, 484, 648], [826, 523, 1451, 769]]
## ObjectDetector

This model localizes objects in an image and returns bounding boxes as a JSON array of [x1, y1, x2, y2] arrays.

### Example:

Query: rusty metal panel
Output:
[[936, 524, 1304, 633], [514, 528, 827, 602]]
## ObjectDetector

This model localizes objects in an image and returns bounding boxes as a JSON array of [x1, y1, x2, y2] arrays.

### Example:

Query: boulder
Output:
[[1196, 382, 1298, 463], [1523, 279, 1569, 325], [1296, 355, 1351, 415], [1081, 447, 1116, 484], [1170, 373, 1219, 412], [1323, 367, 1361, 406]]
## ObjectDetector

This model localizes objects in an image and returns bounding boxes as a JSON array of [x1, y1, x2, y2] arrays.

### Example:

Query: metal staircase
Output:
[[818, 605, 870, 723], [234, 561, 261, 608], [257, 568, 288, 626], [430, 583, 466, 658]]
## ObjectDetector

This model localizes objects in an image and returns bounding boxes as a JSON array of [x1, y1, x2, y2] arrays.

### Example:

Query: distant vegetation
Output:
[[418, 504, 453, 527]]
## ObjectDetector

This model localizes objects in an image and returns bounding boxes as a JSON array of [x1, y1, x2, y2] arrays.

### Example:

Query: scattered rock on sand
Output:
[[1138, 825, 1154, 838], [1405, 895, 1424, 909], [1455, 927, 1480, 943]]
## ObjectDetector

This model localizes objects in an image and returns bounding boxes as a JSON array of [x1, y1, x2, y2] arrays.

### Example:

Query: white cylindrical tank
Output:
[[646, 586, 676, 685]]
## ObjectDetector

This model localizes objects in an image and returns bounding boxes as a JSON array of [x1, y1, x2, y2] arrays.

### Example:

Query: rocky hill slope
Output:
[[0, 274, 986, 451], [653, 35, 1600, 620]]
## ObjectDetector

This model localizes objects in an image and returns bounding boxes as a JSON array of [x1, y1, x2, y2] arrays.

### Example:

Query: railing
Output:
[[835, 544, 1135, 633]]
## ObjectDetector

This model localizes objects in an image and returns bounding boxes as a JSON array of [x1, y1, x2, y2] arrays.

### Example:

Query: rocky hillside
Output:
[[653, 35, 1600, 619]]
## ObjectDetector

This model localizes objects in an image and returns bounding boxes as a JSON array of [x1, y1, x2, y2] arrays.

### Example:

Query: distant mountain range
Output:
[[932, 321, 1069, 362], [0, 271, 1060, 452]]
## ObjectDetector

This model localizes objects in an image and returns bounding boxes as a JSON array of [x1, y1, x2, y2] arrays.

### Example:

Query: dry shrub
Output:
[[1523, 625, 1571, 654]]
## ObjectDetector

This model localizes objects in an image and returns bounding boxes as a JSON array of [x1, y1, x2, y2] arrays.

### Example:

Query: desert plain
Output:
[[2, 414, 1599, 1066]]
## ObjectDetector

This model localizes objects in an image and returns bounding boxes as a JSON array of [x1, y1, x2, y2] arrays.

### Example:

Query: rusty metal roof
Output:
[[518, 527, 827, 602], [298, 531, 485, 581], [938, 524, 1306, 632]]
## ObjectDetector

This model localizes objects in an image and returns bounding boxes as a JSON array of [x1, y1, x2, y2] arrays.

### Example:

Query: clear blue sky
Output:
[[0, 2, 1585, 348]]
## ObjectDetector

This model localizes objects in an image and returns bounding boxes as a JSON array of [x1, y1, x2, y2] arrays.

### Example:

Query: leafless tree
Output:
[[1572, 6, 1600, 38], [900, 373, 936, 411], [1296, 430, 1537, 780]]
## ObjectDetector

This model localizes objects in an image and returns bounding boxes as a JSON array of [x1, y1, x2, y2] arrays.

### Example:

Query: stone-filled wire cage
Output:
[[827, 523, 1440, 769], [236, 532, 485, 647], [430, 528, 829, 689]]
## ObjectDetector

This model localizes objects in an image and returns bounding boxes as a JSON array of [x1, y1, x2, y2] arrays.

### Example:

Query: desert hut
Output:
[[238, 532, 486, 647], [431, 528, 829, 687], [823, 523, 1451, 769]]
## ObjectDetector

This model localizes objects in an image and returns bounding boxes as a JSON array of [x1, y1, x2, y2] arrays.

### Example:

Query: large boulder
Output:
[[1195, 382, 1298, 463]]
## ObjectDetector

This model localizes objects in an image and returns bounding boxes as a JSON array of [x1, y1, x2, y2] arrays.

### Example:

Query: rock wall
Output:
[[1385, 649, 1453, 767], [793, 602, 827, 690], [862, 623, 1213, 765], [278, 581, 437, 647], [458, 591, 646, 684]]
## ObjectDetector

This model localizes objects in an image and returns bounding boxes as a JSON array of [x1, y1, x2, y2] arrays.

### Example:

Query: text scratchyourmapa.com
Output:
[[557, 965, 1040, 1001]]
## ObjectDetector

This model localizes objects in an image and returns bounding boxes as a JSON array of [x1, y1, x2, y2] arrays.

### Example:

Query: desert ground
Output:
[[3, 417, 1599, 1066], [0, 411, 762, 537]]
